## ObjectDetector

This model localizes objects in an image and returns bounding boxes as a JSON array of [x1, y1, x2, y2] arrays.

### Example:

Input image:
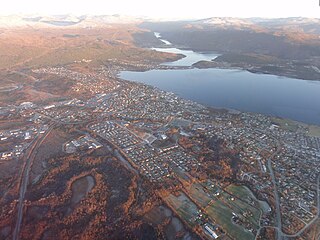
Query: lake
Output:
[[152, 32, 219, 66], [120, 34, 320, 125]]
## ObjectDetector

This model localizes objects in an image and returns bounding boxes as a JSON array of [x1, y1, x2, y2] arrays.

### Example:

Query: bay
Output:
[[120, 34, 320, 125]]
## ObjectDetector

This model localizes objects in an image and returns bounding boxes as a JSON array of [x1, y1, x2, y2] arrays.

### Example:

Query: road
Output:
[[280, 174, 320, 238], [114, 149, 138, 175], [267, 158, 283, 240], [256, 171, 320, 239], [12, 125, 54, 240]]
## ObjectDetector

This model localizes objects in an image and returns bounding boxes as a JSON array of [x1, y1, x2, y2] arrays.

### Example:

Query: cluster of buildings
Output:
[[0, 125, 47, 161], [33, 67, 119, 95], [2, 65, 318, 238], [64, 135, 102, 153], [201, 113, 320, 234], [89, 120, 199, 182], [90, 121, 140, 149], [124, 144, 198, 182], [39, 106, 91, 123]]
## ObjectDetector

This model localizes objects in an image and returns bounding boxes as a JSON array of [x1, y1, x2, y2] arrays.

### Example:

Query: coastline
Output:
[[192, 60, 320, 81]]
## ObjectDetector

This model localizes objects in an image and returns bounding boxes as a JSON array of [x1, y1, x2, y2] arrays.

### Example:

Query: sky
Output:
[[0, 0, 319, 19]]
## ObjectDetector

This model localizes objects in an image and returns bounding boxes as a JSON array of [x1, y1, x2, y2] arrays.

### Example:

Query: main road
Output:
[[267, 158, 283, 240], [280, 174, 320, 238], [257, 168, 320, 239], [12, 124, 55, 240]]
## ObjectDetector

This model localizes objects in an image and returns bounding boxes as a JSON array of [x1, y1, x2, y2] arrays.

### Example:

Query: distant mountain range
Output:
[[136, 17, 320, 80], [1, 14, 320, 79], [1, 15, 319, 32], [139, 17, 320, 53], [194, 17, 320, 35], [0, 14, 148, 28]]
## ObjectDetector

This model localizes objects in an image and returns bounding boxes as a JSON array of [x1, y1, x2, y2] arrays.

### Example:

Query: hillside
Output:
[[136, 18, 320, 80]]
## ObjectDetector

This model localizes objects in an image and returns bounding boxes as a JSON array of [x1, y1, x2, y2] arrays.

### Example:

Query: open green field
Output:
[[184, 182, 267, 240], [272, 117, 320, 137], [308, 125, 320, 137], [272, 117, 300, 132], [206, 199, 255, 240], [187, 183, 211, 206], [226, 185, 253, 199], [226, 184, 271, 213], [165, 192, 199, 226], [224, 185, 262, 225]]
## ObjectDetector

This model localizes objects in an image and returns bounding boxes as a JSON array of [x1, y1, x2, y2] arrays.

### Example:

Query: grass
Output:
[[308, 125, 320, 137], [226, 184, 254, 200], [226, 185, 266, 221], [272, 117, 320, 137], [272, 117, 300, 132], [187, 183, 211, 206], [165, 192, 199, 226], [184, 182, 264, 240], [206, 199, 255, 240], [224, 193, 260, 225]]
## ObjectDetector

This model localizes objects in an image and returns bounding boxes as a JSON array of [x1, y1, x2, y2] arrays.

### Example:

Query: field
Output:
[[272, 117, 300, 132], [144, 205, 197, 239], [226, 185, 271, 213], [308, 125, 320, 137], [204, 186, 261, 240], [182, 181, 267, 240], [165, 192, 199, 227], [272, 117, 320, 137], [187, 183, 211, 206], [206, 199, 254, 240]]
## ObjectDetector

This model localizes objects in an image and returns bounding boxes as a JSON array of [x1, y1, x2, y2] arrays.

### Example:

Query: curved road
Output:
[[281, 174, 320, 238], [256, 174, 320, 239]]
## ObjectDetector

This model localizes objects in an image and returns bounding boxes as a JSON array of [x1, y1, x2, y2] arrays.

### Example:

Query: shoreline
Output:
[[123, 32, 320, 129], [193, 60, 320, 82], [118, 69, 320, 129]]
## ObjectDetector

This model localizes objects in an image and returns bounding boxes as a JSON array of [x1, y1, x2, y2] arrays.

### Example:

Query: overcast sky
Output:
[[0, 0, 319, 19]]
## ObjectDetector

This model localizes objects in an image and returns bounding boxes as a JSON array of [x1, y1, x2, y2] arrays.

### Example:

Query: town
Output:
[[0, 65, 319, 240]]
